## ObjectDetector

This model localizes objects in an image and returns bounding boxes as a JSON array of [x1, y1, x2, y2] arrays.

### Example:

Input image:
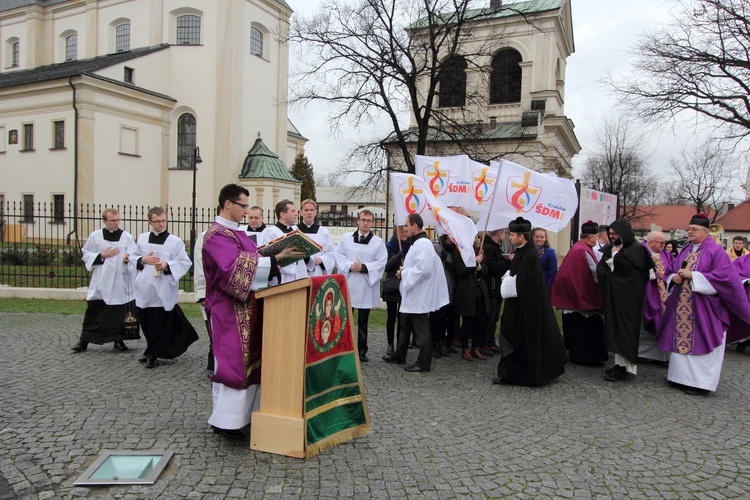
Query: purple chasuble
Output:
[[642, 242, 674, 335], [202, 222, 261, 390], [659, 238, 750, 354], [728, 254, 750, 341]]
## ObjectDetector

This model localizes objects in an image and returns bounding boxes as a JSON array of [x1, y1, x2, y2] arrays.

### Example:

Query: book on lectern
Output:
[[258, 230, 323, 267]]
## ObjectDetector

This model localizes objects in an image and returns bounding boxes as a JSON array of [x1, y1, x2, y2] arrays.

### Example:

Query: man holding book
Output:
[[261, 200, 309, 284]]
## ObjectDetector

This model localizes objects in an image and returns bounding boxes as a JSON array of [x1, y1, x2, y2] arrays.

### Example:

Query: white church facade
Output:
[[0, 0, 304, 216]]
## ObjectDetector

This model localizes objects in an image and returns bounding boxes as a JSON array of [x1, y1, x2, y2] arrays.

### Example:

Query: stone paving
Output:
[[1, 311, 750, 499]]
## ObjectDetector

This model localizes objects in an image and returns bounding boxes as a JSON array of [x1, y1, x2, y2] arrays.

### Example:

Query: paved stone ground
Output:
[[1, 311, 750, 499]]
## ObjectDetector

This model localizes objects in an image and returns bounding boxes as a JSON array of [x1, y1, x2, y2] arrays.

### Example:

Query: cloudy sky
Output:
[[286, 0, 683, 182]]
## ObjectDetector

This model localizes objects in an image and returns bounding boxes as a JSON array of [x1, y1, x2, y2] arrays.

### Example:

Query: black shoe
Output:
[[446, 343, 458, 354], [436, 342, 451, 356], [404, 364, 429, 372], [386, 344, 394, 357], [604, 365, 629, 382], [432, 347, 443, 358], [138, 355, 148, 363], [71, 341, 88, 352], [382, 355, 405, 364], [145, 357, 157, 369], [113, 341, 128, 351], [684, 387, 709, 396], [212, 426, 245, 439], [737, 340, 748, 353], [492, 377, 508, 385], [359, 354, 369, 362]]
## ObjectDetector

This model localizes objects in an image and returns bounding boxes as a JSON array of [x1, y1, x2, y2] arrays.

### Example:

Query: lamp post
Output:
[[190, 146, 202, 266]]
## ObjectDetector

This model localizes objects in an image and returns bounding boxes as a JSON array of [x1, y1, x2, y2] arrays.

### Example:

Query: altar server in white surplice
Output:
[[261, 199, 308, 284], [298, 199, 335, 277], [333, 209, 387, 362], [132, 206, 198, 368]]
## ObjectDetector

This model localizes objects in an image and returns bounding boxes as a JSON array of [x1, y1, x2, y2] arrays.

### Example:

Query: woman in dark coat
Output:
[[452, 236, 491, 361]]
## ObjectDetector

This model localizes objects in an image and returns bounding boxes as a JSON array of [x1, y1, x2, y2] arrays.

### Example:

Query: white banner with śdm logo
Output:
[[415, 155, 500, 213], [390, 173, 478, 267]]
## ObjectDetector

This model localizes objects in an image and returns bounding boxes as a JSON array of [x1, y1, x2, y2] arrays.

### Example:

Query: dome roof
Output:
[[239, 135, 299, 182]]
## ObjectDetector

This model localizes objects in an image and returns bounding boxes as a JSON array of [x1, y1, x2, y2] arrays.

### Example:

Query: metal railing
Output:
[[0, 201, 394, 291]]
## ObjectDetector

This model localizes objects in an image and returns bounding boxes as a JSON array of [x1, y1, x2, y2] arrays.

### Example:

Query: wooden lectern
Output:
[[250, 278, 312, 458]]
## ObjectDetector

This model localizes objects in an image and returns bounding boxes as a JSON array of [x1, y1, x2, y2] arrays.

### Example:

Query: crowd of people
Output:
[[71, 186, 750, 439]]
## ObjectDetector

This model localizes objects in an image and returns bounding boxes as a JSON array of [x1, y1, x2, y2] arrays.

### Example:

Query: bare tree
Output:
[[290, 0, 543, 185], [314, 171, 347, 188], [611, 0, 750, 145], [666, 139, 741, 219], [576, 116, 657, 221]]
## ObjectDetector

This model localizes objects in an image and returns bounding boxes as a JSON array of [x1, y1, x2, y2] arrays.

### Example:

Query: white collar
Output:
[[215, 216, 240, 229]]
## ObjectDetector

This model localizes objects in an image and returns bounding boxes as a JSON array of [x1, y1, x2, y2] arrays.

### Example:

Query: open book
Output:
[[258, 229, 323, 267]]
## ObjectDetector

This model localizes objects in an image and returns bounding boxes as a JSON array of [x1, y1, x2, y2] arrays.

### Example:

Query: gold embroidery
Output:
[[673, 250, 701, 354], [653, 256, 668, 313], [305, 395, 364, 419]]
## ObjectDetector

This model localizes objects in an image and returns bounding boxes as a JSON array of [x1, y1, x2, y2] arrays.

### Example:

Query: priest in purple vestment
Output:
[[202, 184, 300, 439], [729, 254, 750, 352], [659, 213, 750, 395]]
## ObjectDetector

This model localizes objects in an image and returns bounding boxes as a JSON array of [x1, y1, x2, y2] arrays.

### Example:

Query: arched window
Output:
[[250, 26, 264, 57], [177, 113, 196, 168], [116, 23, 130, 52], [176, 15, 201, 45], [490, 49, 522, 104], [65, 33, 78, 61], [438, 55, 467, 108], [8, 38, 20, 67]]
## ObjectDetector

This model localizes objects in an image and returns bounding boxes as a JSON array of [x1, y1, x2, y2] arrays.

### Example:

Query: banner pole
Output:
[[478, 161, 503, 249]]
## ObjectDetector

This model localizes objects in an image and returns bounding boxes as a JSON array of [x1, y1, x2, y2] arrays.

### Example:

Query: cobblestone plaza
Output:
[[1, 312, 749, 498]]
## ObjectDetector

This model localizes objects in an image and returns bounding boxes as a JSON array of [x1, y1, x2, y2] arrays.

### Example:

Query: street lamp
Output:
[[190, 146, 202, 266]]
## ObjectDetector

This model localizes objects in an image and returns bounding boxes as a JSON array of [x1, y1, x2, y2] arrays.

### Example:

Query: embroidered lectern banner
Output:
[[304, 275, 371, 457]]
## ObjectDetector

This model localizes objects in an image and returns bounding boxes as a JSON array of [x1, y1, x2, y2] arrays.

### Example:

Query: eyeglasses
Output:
[[653, 241, 666, 246], [230, 200, 250, 210], [359, 219, 374, 223], [686, 226, 707, 233]]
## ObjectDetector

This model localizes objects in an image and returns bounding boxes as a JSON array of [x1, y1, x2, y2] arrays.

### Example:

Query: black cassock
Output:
[[596, 221, 653, 365], [497, 242, 567, 386]]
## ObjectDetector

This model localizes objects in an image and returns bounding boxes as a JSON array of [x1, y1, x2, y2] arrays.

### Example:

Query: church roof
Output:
[[715, 199, 750, 231], [409, 0, 565, 29], [0, 44, 172, 95], [239, 136, 300, 182]]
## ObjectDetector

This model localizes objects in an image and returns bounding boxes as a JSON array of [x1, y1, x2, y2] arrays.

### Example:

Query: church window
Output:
[[490, 48, 522, 104], [177, 113, 196, 168], [250, 27, 264, 57], [65, 34, 78, 62], [438, 55, 467, 108], [116, 23, 131, 52], [177, 15, 201, 45], [11, 41, 19, 67]]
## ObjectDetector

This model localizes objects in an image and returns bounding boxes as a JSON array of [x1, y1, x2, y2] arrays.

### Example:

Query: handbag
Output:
[[381, 275, 401, 300]]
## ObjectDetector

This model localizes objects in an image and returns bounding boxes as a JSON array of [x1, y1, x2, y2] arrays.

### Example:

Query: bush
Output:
[[60, 249, 84, 266], [0, 246, 29, 265], [28, 246, 58, 266]]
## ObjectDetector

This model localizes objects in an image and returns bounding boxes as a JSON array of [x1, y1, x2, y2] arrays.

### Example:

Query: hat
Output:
[[689, 212, 710, 228], [581, 220, 599, 236], [508, 217, 532, 233]]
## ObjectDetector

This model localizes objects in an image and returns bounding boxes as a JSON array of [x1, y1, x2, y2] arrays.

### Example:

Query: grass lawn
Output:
[[0, 297, 389, 325]]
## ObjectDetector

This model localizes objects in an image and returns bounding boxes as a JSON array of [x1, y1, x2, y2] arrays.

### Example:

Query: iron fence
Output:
[[0, 201, 395, 291]]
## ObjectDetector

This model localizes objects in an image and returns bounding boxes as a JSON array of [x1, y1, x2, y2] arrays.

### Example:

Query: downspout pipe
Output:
[[66, 76, 79, 245]]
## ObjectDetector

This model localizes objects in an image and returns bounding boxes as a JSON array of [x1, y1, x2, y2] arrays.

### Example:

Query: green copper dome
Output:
[[239, 135, 299, 182]]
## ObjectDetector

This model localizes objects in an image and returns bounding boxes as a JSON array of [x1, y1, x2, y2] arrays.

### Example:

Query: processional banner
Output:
[[304, 275, 371, 458]]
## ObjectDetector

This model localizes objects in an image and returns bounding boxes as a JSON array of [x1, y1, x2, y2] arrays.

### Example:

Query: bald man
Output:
[[638, 231, 674, 364]]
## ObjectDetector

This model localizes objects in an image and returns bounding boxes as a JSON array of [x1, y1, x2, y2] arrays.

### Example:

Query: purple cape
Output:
[[642, 242, 674, 335], [659, 238, 750, 354], [202, 223, 262, 390], [551, 240, 602, 312], [728, 254, 750, 341]]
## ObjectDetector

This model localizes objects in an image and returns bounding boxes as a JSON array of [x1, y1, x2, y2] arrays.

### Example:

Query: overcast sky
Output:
[[286, 0, 684, 182]]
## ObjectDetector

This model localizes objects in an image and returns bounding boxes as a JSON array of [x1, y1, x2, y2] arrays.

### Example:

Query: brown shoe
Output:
[[461, 348, 473, 361], [452, 339, 462, 348], [471, 348, 487, 360]]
